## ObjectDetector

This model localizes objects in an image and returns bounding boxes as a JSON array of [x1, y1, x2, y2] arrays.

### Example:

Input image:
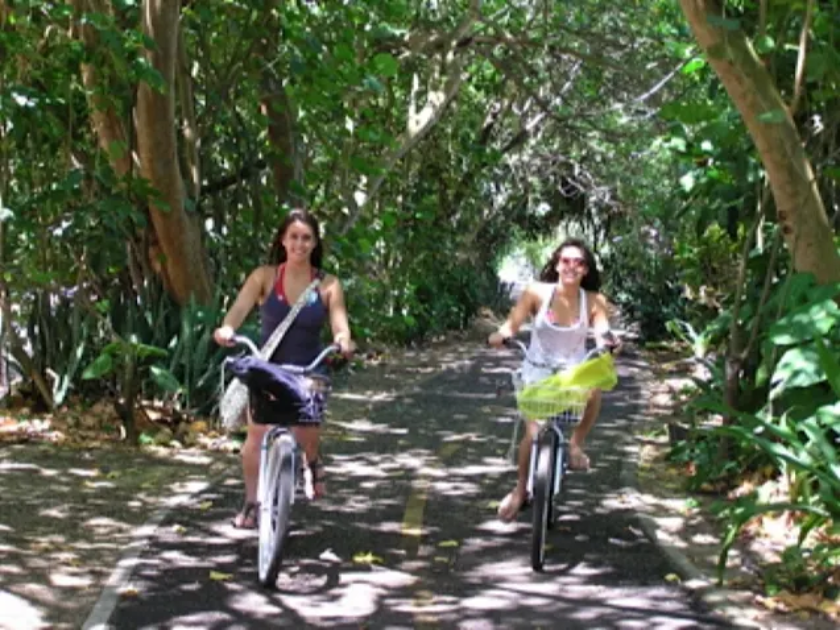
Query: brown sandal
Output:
[[310, 459, 326, 499]]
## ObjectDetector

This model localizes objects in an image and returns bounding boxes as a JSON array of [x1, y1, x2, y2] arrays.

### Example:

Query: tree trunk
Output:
[[261, 84, 300, 205], [136, 0, 212, 305], [679, 0, 840, 284], [72, 0, 133, 177], [259, 0, 301, 205]]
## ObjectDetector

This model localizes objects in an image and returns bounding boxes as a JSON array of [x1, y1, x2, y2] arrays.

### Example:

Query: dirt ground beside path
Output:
[[0, 443, 235, 630]]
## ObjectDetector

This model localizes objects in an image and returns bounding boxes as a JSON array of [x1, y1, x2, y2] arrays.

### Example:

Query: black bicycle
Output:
[[502, 338, 615, 571], [227, 336, 338, 587]]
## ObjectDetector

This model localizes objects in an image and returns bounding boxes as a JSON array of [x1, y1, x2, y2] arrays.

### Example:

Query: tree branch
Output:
[[177, 19, 200, 201], [339, 2, 481, 234], [789, 0, 814, 117]]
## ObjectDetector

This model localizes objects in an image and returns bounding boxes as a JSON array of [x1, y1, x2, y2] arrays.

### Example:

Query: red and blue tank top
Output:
[[260, 264, 327, 365]]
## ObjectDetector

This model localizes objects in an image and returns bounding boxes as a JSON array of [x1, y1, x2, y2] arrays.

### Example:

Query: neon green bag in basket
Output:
[[516, 353, 618, 421]]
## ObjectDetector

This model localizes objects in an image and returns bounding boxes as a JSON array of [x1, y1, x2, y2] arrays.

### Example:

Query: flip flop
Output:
[[568, 446, 591, 471], [231, 501, 258, 529], [497, 490, 526, 522]]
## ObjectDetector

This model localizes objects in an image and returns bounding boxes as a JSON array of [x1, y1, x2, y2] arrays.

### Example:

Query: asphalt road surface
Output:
[[101, 344, 730, 629]]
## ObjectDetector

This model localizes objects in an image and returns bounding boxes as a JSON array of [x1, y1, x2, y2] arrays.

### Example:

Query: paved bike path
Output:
[[102, 344, 730, 629]]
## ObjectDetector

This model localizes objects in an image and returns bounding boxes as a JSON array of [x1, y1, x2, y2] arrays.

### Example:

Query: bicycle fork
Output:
[[525, 425, 567, 499], [258, 428, 312, 509]]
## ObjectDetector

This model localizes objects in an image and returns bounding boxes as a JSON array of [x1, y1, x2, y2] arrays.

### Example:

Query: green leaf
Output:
[[659, 101, 718, 124], [757, 109, 787, 124], [814, 336, 840, 398], [825, 167, 840, 183], [150, 365, 181, 393], [753, 35, 775, 55], [817, 402, 840, 428], [768, 299, 840, 345], [373, 52, 399, 78], [679, 172, 696, 192], [362, 75, 385, 93], [771, 344, 825, 396], [130, 342, 168, 359], [681, 58, 706, 75], [83, 353, 114, 379]]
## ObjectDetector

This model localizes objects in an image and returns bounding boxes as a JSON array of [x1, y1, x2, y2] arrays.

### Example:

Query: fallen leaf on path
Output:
[[665, 573, 682, 583], [119, 587, 139, 598], [198, 501, 213, 511], [352, 551, 383, 565], [437, 540, 459, 548], [171, 524, 187, 535], [209, 571, 233, 581]]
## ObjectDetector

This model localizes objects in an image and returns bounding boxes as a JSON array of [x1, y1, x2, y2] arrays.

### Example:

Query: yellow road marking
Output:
[[400, 440, 463, 549], [401, 477, 431, 540]]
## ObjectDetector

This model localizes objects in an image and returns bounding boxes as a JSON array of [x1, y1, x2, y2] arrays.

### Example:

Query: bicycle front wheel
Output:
[[531, 430, 556, 572], [258, 434, 295, 587]]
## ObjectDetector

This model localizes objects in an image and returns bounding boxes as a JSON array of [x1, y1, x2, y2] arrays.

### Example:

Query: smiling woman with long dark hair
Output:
[[213, 208, 354, 528], [488, 237, 619, 522]]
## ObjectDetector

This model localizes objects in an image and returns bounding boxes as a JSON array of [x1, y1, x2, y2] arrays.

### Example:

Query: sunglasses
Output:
[[559, 256, 586, 269]]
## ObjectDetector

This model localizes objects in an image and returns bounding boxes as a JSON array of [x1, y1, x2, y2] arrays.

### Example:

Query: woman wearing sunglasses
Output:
[[488, 238, 619, 522]]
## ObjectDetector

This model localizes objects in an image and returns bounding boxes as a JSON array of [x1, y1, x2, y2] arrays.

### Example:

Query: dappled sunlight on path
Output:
[[0, 446, 232, 630], [102, 342, 728, 629]]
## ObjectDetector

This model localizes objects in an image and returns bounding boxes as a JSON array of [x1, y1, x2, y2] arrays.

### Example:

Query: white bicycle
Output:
[[227, 336, 338, 587]]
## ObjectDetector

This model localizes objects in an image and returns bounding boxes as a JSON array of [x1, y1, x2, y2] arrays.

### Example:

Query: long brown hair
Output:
[[539, 238, 601, 291], [268, 208, 324, 268]]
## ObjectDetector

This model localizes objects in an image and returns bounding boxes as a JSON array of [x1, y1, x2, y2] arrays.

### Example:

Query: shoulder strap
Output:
[[579, 288, 589, 327], [259, 277, 321, 359], [535, 283, 554, 318]]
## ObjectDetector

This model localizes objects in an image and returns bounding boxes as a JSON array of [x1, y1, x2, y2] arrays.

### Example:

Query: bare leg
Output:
[[569, 389, 602, 469], [292, 424, 324, 497], [498, 421, 539, 521], [234, 409, 269, 528]]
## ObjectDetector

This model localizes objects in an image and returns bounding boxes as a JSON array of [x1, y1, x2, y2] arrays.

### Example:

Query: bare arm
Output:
[[589, 292, 620, 349], [324, 275, 354, 356], [488, 284, 539, 347], [213, 267, 269, 346]]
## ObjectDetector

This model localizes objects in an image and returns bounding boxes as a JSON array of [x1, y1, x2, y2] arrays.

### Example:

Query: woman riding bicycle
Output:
[[213, 208, 354, 529], [488, 238, 619, 522]]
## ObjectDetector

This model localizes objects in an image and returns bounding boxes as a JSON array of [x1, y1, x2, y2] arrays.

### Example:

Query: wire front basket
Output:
[[512, 370, 590, 424]]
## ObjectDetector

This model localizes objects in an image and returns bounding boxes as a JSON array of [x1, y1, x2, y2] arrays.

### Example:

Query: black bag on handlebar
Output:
[[227, 356, 327, 425]]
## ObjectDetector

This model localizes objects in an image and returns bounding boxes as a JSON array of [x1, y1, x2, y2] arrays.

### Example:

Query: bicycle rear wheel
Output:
[[258, 434, 295, 587], [531, 430, 557, 572]]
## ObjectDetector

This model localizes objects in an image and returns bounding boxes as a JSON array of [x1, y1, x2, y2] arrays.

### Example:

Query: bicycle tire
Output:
[[258, 435, 295, 587], [531, 430, 556, 572], [547, 440, 567, 530]]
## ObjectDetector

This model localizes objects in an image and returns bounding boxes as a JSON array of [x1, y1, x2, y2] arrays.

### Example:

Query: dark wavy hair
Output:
[[539, 238, 601, 291], [268, 208, 324, 269]]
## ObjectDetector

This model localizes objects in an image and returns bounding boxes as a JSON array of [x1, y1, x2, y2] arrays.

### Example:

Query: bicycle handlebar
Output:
[[499, 335, 616, 362], [229, 335, 340, 375]]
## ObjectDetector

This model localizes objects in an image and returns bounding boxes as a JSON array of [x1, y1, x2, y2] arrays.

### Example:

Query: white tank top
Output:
[[521, 283, 589, 384]]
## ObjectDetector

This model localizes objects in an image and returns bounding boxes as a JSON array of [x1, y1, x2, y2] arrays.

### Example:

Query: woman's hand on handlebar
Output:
[[488, 331, 509, 348], [213, 325, 236, 347], [333, 334, 355, 359], [598, 330, 623, 354]]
